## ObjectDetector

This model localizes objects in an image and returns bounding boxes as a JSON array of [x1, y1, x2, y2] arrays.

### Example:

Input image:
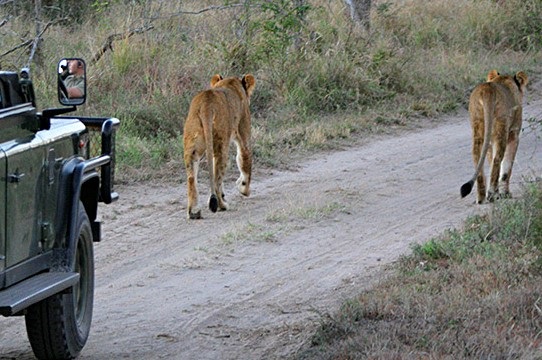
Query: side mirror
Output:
[[58, 58, 86, 106]]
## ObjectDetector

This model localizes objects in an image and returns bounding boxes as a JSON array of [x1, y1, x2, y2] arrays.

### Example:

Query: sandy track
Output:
[[1, 99, 541, 359]]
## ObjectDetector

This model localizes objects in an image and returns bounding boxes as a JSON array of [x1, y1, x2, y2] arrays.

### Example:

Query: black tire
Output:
[[25, 203, 95, 360]]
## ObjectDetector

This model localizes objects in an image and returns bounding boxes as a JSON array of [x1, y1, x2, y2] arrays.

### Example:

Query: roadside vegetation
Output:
[[2, 1, 542, 358], [297, 182, 542, 359]]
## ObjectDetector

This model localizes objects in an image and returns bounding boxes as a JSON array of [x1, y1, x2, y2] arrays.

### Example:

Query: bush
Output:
[[1, 0, 540, 177]]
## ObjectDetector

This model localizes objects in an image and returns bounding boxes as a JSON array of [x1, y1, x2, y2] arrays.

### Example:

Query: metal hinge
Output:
[[41, 222, 51, 243]]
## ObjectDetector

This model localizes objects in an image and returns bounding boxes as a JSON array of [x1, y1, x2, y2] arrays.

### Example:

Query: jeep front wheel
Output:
[[25, 203, 94, 360]]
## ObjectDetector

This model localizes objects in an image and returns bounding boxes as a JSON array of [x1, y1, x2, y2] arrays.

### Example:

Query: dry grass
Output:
[[297, 183, 542, 359]]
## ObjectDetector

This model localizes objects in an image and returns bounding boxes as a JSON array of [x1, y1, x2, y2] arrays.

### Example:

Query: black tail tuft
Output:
[[460, 180, 474, 198], [209, 194, 218, 213]]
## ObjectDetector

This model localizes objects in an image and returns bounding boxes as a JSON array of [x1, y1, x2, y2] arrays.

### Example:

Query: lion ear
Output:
[[210, 74, 223, 87], [242, 74, 256, 97], [487, 69, 499, 81], [514, 71, 528, 90]]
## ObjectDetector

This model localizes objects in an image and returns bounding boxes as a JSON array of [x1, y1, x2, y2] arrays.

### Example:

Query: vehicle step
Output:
[[0, 272, 79, 316]]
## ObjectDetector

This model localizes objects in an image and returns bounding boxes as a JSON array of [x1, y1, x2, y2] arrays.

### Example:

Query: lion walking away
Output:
[[183, 74, 256, 219], [460, 69, 528, 203]]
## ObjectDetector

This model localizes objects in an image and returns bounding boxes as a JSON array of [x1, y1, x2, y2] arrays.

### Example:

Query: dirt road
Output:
[[2, 98, 541, 359]]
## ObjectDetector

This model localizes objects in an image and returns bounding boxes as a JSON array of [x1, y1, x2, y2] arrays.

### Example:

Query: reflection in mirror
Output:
[[58, 58, 86, 106]]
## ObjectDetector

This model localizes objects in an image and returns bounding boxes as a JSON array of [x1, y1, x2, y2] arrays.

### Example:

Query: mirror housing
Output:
[[58, 58, 86, 106]]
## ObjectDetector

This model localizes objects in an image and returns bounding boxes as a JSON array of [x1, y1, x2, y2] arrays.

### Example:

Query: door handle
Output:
[[8, 172, 25, 183]]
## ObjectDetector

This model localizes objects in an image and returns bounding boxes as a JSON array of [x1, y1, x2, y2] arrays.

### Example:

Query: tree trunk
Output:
[[28, 0, 43, 67], [344, 0, 372, 31]]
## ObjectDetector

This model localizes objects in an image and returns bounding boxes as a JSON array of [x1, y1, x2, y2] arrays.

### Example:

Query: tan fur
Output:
[[183, 74, 256, 219], [461, 69, 528, 203]]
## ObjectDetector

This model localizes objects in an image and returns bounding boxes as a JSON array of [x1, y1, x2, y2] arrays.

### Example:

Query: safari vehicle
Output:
[[0, 58, 119, 359]]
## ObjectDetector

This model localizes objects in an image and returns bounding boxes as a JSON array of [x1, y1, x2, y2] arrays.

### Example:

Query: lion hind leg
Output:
[[185, 155, 202, 219], [216, 185, 228, 212], [184, 113, 207, 219], [234, 140, 252, 197], [476, 174, 486, 204], [210, 144, 229, 212], [488, 127, 507, 202], [499, 130, 520, 197], [471, 134, 486, 204]]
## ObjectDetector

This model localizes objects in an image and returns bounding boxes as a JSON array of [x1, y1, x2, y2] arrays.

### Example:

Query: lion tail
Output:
[[200, 107, 219, 213], [461, 87, 495, 198]]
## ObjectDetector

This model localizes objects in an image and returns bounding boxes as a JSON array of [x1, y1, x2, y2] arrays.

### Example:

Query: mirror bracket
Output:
[[39, 106, 77, 130]]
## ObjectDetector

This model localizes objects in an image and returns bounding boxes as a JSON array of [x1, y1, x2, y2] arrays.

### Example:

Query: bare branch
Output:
[[90, 25, 155, 65], [0, 17, 68, 62], [26, 18, 68, 67], [170, 3, 245, 16], [0, 39, 32, 58], [147, 3, 253, 20]]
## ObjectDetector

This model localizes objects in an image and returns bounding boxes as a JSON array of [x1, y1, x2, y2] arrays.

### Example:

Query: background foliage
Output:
[[1, 0, 541, 181]]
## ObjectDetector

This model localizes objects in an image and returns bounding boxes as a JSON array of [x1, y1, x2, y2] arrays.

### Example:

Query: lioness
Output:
[[460, 69, 528, 203], [183, 74, 256, 219]]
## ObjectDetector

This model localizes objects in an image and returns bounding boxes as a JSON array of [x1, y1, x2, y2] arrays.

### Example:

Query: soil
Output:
[[1, 95, 542, 359]]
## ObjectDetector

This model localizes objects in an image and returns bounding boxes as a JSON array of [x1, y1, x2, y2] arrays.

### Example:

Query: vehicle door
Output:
[[0, 77, 6, 281], [0, 147, 5, 281], [1, 110, 44, 269]]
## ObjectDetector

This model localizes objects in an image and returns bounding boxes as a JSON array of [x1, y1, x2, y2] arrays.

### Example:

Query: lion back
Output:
[[209, 74, 256, 123]]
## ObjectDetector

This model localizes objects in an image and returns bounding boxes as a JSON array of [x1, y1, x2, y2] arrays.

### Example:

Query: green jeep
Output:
[[0, 59, 119, 359]]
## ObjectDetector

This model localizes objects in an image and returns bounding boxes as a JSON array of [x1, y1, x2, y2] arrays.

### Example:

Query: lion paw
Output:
[[236, 177, 250, 197], [487, 191, 500, 202], [218, 198, 229, 211], [188, 209, 202, 220]]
